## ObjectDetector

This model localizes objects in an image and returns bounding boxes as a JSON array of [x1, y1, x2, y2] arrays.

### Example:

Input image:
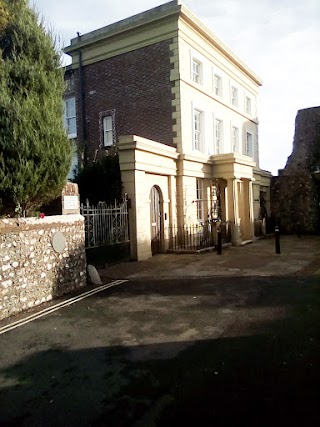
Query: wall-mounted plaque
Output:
[[52, 232, 66, 253], [63, 195, 79, 211]]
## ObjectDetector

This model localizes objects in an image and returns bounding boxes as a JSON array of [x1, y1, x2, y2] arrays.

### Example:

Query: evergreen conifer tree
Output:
[[0, 0, 71, 216]]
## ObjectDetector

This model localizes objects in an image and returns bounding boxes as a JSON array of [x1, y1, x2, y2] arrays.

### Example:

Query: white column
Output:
[[134, 170, 152, 260], [248, 180, 255, 239], [120, 168, 152, 261], [227, 178, 242, 246]]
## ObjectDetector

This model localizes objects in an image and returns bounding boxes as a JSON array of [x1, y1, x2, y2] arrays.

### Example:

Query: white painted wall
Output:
[[177, 20, 261, 166]]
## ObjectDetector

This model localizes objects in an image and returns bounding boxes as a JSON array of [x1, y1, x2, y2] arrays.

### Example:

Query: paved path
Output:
[[99, 235, 320, 281]]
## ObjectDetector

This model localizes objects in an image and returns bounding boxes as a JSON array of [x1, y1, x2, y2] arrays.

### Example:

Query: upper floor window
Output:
[[65, 74, 75, 94], [232, 126, 239, 153], [192, 58, 202, 84], [64, 97, 76, 138], [103, 116, 113, 147], [214, 119, 223, 154], [245, 96, 252, 115], [99, 109, 116, 148], [213, 74, 222, 97], [254, 135, 259, 165], [193, 109, 204, 152], [231, 86, 238, 107], [246, 131, 253, 158]]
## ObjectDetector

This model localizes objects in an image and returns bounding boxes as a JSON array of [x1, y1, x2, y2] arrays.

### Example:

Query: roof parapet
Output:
[[64, 0, 262, 85]]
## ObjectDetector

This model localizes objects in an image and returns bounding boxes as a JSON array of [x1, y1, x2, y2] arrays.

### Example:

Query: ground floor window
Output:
[[196, 179, 204, 222], [67, 142, 78, 180], [193, 109, 204, 152]]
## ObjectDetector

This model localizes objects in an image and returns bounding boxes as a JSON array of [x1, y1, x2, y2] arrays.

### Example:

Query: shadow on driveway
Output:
[[0, 276, 319, 426]]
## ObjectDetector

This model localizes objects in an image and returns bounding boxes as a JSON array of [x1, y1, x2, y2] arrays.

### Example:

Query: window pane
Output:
[[215, 119, 222, 154], [231, 87, 238, 106], [105, 130, 113, 145], [66, 98, 75, 117], [68, 117, 77, 135], [194, 110, 202, 151], [232, 126, 238, 153], [196, 179, 204, 221], [214, 75, 221, 96], [246, 97, 251, 114], [103, 116, 114, 146], [64, 98, 77, 137], [103, 116, 112, 131], [192, 59, 201, 84], [246, 132, 253, 157], [67, 145, 78, 180]]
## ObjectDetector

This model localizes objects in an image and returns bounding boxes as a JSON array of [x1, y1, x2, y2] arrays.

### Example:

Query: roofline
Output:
[[64, 0, 262, 86], [64, 1, 181, 53], [179, 4, 263, 86]]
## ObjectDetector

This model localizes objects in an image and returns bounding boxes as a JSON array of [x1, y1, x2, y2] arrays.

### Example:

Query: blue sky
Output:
[[32, 0, 320, 175]]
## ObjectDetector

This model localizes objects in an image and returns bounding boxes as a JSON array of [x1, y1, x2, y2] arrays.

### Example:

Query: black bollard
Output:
[[275, 226, 280, 254], [217, 229, 222, 255], [297, 221, 301, 238]]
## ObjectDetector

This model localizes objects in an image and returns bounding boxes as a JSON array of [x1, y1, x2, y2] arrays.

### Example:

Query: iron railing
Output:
[[167, 220, 231, 252], [254, 220, 264, 237], [220, 220, 232, 244], [80, 199, 129, 249], [255, 218, 275, 236]]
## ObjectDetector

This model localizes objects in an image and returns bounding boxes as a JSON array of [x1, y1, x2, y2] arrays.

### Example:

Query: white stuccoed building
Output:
[[64, 0, 272, 260]]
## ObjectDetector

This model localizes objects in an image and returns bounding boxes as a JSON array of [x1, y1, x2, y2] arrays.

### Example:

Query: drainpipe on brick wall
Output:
[[77, 33, 87, 166]]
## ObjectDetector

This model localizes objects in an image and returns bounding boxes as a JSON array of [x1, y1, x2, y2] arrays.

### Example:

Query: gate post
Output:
[[217, 228, 222, 255], [275, 226, 280, 254], [62, 182, 80, 215]]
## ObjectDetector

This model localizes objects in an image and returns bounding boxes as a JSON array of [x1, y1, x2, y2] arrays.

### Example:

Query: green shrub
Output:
[[74, 155, 122, 204]]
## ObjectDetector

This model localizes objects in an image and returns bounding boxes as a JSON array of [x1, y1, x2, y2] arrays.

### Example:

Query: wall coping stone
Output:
[[0, 214, 84, 235]]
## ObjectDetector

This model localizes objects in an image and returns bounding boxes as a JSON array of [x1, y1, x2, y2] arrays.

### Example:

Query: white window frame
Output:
[[64, 97, 77, 139], [99, 109, 116, 148], [67, 142, 79, 180], [254, 133, 259, 165], [193, 108, 204, 153], [230, 85, 239, 107], [103, 116, 113, 147], [196, 178, 204, 222], [213, 73, 222, 97], [246, 130, 253, 158], [245, 96, 252, 115], [231, 125, 239, 153], [192, 58, 202, 84], [214, 118, 223, 154], [190, 51, 204, 85]]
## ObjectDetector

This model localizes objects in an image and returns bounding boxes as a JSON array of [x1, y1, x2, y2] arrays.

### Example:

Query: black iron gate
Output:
[[150, 186, 162, 255]]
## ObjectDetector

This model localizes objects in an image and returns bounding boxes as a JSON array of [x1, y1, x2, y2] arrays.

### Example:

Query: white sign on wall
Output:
[[63, 195, 79, 211]]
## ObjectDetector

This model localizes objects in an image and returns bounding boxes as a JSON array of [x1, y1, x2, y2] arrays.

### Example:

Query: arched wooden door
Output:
[[150, 186, 162, 255]]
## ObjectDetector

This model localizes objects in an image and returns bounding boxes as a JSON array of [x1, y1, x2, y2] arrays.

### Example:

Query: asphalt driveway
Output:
[[0, 271, 319, 426]]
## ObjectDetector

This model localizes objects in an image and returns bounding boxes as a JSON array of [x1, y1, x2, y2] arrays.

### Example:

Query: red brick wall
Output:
[[75, 39, 176, 162]]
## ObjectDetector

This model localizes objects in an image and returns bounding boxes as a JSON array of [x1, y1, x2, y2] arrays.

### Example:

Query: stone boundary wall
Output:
[[282, 107, 320, 174], [0, 215, 86, 320], [271, 175, 319, 234]]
